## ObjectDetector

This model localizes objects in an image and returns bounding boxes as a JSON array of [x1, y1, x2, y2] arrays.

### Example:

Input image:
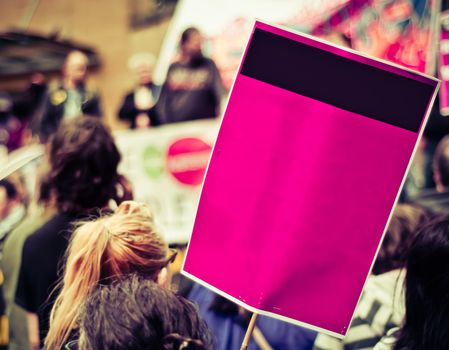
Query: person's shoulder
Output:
[[3, 212, 49, 254], [24, 213, 72, 247], [168, 61, 183, 70], [124, 90, 134, 99], [203, 57, 219, 68]]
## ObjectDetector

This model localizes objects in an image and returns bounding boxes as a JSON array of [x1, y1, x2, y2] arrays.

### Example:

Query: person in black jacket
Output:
[[38, 51, 102, 141], [118, 53, 160, 128]]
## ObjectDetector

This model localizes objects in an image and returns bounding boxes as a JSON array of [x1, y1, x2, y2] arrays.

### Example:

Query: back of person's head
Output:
[[180, 27, 203, 60], [393, 215, 449, 350], [433, 135, 449, 190], [128, 52, 156, 86], [372, 204, 429, 275], [48, 116, 120, 214], [180, 27, 200, 46], [78, 274, 212, 350], [46, 201, 172, 349]]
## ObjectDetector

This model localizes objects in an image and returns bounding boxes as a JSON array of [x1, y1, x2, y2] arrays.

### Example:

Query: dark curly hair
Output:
[[48, 116, 121, 214], [78, 274, 212, 350], [393, 214, 449, 350]]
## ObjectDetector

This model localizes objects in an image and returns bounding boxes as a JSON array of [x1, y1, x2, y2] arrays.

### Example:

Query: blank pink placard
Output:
[[183, 21, 439, 336]]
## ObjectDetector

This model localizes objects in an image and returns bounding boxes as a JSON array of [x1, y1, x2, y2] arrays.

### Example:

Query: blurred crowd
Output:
[[2, 22, 449, 350], [0, 26, 224, 154]]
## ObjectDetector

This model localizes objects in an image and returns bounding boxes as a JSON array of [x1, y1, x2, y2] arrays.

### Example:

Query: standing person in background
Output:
[[38, 50, 102, 141], [156, 27, 224, 124], [13, 72, 48, 144], [118, 53, 160, 128], [15, 117, 121, 348], [374, 215, 449, 350]]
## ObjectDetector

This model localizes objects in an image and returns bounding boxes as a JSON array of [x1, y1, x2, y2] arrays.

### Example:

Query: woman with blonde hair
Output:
[[45, 200, 177, 350]]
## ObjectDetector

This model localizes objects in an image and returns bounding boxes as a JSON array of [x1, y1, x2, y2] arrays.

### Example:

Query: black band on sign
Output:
[[240, 28, 435, 133]]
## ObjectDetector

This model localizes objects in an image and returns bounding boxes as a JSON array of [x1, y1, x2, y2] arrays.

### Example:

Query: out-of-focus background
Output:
[[0, 0, 172, 129], [2, 2, 449, 349]]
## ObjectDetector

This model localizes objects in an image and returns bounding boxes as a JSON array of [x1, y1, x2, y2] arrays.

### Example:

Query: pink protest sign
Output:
[[182, 21, 439, 337]]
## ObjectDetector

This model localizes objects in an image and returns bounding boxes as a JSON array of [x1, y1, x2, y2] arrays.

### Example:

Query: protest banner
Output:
[[182, 21, 439, 336], [312, 0, 440, 75], [113, 119, 218, 244], [155, 0, 438, 92]]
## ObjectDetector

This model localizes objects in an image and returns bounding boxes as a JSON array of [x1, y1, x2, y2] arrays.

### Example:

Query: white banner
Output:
[[114, 119, 219, 244]]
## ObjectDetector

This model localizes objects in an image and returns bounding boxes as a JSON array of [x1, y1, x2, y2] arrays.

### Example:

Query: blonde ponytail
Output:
[[45, 201, 168, 350], [45, 220, 110, 349]]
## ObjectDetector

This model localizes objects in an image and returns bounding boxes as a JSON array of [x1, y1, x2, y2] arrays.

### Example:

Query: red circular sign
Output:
[[166, 137, 212, 186]]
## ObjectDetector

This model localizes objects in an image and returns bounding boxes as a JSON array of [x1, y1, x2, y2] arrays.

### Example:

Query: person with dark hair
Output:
[[15, 116, 121, 348], [75, 274, 212, 350], [38, 51, 102, 141], [374, 214, 449, 350], [411, 134, 449, 215], [313, 204, 429, 350], [155, 27, 224, 124]]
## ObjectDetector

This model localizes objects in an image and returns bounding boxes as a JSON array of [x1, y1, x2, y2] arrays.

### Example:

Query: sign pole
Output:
[[240, 312, 258, 350]]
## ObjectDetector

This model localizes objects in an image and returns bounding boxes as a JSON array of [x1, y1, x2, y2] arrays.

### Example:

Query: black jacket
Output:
[[39, 84, 102, 140]]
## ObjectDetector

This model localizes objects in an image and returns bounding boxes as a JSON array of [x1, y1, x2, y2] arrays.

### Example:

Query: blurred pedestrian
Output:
[[156, 27, 224, 124], [118, 53, 160, 128]]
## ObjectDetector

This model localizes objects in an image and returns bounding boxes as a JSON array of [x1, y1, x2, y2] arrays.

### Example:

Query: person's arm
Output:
[[38, 98, 57, 142], [90, 92, 103, 118], [27, 312, 40, 350], [82, 89, 103, 118], [118, 94, 139, 127], [153, 65, 176, 125], [209, 60, 226, 117]]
